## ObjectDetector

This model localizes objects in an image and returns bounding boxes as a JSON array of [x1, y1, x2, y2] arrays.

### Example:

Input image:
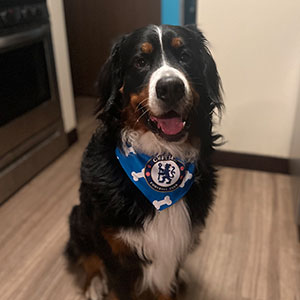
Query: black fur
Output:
[[65, 24, 223, 299]]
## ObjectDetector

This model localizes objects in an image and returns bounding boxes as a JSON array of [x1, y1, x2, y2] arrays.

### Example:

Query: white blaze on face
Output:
[[149, 65, 192, 116], [155, 25, 166, 64], [149, 26, 192, 117]]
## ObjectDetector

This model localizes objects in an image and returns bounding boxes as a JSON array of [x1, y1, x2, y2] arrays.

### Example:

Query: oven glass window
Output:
[[0, 42, 51, 126]]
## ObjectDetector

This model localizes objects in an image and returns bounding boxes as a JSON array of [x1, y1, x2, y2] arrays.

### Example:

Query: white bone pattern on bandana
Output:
[[131, 169, 145, 182], [123, 144, 136, 157], [153, 196, 172, 209], [179, 171, 193, 188]]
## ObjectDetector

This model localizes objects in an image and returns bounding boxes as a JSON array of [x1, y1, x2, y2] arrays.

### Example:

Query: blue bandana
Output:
[[115, 145, 195, 211]]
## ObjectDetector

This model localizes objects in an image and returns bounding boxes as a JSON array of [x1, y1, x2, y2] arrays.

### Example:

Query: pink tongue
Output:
[[151, 116, 184, 135]]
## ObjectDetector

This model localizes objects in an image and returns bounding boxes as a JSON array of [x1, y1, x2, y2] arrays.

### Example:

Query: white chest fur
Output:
[[118, 200, 192, 294]]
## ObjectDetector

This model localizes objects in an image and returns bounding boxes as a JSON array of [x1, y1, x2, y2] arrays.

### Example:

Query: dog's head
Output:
[[96, 25, 223, 154]]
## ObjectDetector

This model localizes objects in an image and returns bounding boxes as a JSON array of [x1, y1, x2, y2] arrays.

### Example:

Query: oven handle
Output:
[[0, 24, 50, 50]]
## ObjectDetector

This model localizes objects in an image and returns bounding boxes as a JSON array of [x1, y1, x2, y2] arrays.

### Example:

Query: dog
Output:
[[65, 24, 223, 300]]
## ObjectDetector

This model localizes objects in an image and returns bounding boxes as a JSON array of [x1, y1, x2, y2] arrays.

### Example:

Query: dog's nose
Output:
[[156, 76, 185, 104]]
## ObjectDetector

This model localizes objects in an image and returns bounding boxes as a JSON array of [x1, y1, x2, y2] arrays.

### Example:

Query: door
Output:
[[290, 88, 300, 235], [0, 25, 61, 158], [63, 0, 161, 96]]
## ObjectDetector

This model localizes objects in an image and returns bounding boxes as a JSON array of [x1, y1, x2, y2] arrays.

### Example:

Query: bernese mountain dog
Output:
[[65, 24, 223, 300]]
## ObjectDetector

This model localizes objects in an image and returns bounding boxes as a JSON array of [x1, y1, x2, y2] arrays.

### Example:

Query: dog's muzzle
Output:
[[147, 66, 193, 141]]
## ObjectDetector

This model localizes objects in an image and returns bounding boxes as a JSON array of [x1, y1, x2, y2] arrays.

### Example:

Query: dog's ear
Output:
[[185, 25, 223, 113], [201, 44, 223, 114], [95, 35, 127, 121]]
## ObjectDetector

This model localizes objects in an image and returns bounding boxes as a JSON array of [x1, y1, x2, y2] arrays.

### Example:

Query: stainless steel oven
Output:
[[0, 0, 68, 203]]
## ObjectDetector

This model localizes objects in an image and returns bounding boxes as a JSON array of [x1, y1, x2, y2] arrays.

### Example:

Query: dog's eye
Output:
[[134, 57, 148, 69]]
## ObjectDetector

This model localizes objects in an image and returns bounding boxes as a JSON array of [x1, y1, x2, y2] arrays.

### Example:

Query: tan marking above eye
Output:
[[171, 37, 183, 48], [141, 42, 153, 54]]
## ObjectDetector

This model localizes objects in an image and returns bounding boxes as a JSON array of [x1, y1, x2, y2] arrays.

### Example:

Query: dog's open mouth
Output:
[[147, 110, 189, 141], [150, 111, 185, 135]]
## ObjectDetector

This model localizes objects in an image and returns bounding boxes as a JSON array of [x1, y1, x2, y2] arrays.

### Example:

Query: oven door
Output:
[[0, 24, 68, 202], [0, 24, 61, 159]]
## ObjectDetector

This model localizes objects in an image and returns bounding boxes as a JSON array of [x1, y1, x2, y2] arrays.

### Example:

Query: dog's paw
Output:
[[85, 275, 108, 300]]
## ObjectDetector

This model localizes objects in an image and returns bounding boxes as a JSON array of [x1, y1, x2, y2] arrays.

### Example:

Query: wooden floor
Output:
[[0, 97, 299, 300]]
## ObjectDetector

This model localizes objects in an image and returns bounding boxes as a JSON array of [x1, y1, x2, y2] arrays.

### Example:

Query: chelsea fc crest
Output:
[[144, 154, 185, 192]]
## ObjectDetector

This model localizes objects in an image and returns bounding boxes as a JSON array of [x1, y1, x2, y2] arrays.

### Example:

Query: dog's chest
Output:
[[118, 200, 192, 294]]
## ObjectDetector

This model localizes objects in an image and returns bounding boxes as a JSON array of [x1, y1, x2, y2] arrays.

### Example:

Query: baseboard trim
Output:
[[67, 128, 78, 146], [212, 150, 290, 174]]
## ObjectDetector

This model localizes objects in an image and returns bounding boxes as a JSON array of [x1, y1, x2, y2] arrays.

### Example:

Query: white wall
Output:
[[197, 0, 300, 158], [47, 0, 76, 133]]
